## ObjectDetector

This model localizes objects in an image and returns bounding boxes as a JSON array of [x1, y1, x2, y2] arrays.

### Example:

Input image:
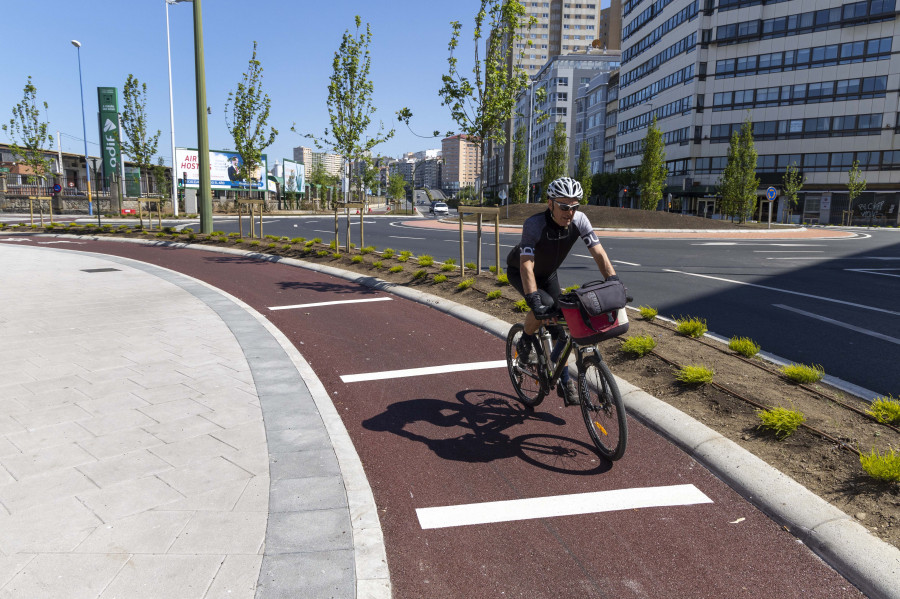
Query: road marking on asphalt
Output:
[[662, 269, 900, 317], [692, 243, 826, 246], [845, 268, 900, 279], [415, 484, 713, 529], [0, 238, 31, 242], [765, 257, 830, 260], [572, 255, 641, 266], [340, 360, 507, 383], [313, 229, 333, 234], [774, 304, 900, 345], [269, 297, 392, 311], [753, 250, 824, 253], [389, 235, 425, 240]]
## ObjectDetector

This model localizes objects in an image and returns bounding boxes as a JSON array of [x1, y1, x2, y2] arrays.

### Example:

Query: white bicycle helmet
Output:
[[546, 177, 583, 201]]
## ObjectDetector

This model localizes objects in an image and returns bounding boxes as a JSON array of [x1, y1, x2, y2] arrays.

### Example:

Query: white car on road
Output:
[[431, 202, 449, 217]]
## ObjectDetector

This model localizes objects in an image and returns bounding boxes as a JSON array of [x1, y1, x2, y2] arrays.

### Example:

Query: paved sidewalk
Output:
[[0, 243, 388, 598]]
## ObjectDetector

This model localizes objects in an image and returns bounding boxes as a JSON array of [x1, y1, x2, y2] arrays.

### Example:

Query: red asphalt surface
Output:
[[30, 238, 864, 598]]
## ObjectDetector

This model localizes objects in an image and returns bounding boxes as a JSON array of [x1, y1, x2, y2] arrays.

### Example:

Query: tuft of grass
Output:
[[389, 265, 403, 273], [496, 273, 509, 286], [316, 250, 330, 257], [440, 263, 456, 272], [444, 258, 457, 265], [332, 252, 342, 259], [638, 305, 658, 321], [674, 365, 714, 385], [400, 250, 413, 258], [372, 261, 383, 269], [413, 269, 427, 279], [250, 240, 261, 246], [433, 274, 448, 283], [729, 336, 760, 357], [486, 290, 502, 300], [212, 230, 225, 236], [396, 255, 409, 262], [329, 240, 338, 249], [868, 396, 900, 425], [279, 236, 290, 242], [675, 315, 707, 338], [417, 255, 434, 266], [382, 248, 395, 258], [465, 261, 477, 270], [351, 255, 364, 263], [515, 299, 530, 312], [291, 237, 305, 244], [757, 407, 806, 440], [264, 234, 278, 240], [620, 335, 657, 357], [304, 240, 315, 248], [860, 448, 900, 483], [282, 244, 292, 250], [781, 363, 824, 384], [234, 238, 243, 243], [457, 278, 475, 290], [488, 265, 497, 273], [312, 237, 322, 244], [267, 242, 277, 248], [228, 232, 240, 237], [155, 232, 167, 238], [360, 246, 375, 255]]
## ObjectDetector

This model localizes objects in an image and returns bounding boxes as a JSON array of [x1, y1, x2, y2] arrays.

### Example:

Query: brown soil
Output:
[[26, 226, 900, 549]]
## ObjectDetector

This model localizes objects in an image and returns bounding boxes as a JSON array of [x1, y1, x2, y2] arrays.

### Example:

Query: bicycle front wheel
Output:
[[505, 324, 546, 408], [578, 357, 627, 460]]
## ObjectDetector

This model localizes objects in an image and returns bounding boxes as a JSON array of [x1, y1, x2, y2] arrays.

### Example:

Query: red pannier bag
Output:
[[558, 279, 629, 344]]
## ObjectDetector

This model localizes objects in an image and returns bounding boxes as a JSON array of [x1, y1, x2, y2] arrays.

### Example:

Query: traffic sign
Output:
[[766, 186, 778, 200], [53, 184, 62, 193]]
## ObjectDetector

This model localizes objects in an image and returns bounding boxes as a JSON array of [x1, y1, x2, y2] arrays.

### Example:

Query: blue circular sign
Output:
[[766, 186, 777, 200], [53, 184, 62, 193]]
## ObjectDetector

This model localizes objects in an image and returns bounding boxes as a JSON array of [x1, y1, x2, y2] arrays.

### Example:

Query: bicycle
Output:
[[505, 306, 629, 461]]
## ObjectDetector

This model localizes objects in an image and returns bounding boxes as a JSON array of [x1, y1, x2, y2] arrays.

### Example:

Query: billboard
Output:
[[97, 87, 122, 186], [282, 159, 305, 194], [175, 148, 268, 190]]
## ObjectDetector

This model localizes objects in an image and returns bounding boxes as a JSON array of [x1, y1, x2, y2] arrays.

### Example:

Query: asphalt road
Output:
[[22, 237, 867, 598], [209, 215, 900, 397]]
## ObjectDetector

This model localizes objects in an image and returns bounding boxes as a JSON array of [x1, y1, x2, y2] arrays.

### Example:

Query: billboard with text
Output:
[[175, 148, 268, 190]]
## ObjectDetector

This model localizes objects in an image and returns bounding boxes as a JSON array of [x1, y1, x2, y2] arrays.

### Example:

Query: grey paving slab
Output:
[[76, 449, 173, 488], [0, 553, 129, 599], [257, 550, 355, 599], [97, 554, 224, 599], [167, 511, 267, 554], [0, 443, 96, 481], [269, 475, 348, 513], [75, 510, 192, 554]]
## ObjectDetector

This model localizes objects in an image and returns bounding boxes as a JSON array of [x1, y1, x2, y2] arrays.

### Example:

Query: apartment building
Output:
[[603, 70, 619, 176], [598, 0, 624, 50], [441, 135, 482, 195], [292, 146, 343, 179], [615, 0, 900, 223]]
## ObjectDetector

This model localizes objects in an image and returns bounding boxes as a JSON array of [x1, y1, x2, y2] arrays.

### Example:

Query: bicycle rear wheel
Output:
[[505, 324, 546, 408], [578, 357, 627, 460]]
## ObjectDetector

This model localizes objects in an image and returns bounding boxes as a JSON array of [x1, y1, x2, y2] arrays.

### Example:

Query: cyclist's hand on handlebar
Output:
[[525, 292, 556, 320]]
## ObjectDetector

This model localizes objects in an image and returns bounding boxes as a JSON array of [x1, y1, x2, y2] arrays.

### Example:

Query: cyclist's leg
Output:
[[542, 273, 571, 384]]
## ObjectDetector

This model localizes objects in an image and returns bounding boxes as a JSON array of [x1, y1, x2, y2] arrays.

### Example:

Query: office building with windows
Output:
[[615, 0, 900, 224], [442, 134, 482, 195]]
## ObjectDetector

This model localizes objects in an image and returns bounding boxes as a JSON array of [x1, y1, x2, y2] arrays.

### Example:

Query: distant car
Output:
[[432, 202, 449, 217]]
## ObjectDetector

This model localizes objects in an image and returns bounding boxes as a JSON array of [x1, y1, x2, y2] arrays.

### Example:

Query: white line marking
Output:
[[269, 297, 392, 311], [613, 259, 641, 266], [313, 229, 333, 234], [662, 269, 900, 317], [341, 360, 507, 383], [389, 235, 425, 240], [753, 251, 824, 253], [692, 242, 826, 247], [845, 268, 900, 279], [416, 484, 713, 529], [765, 257, 830, 260], [774, 304, 900, 345]]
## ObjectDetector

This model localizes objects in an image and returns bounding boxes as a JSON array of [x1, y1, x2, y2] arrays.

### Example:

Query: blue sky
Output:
[[0, 0, 491, 168]]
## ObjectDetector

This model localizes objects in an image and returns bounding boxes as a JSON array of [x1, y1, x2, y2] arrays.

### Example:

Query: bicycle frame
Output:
[[531, 319, 594, 393]]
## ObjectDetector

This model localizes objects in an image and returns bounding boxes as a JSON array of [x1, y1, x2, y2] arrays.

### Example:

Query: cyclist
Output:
[[506, 176, 619, 406]]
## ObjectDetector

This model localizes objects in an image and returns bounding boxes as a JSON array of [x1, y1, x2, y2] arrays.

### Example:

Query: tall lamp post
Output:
[[71, 40, 97, 224], [165, 0, 191, 216]]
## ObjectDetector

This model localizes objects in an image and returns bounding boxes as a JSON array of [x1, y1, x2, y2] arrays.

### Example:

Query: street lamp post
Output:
[[71, 40, 97, 224], [165, 0, 190, 217], [183, 0, 213, 233]]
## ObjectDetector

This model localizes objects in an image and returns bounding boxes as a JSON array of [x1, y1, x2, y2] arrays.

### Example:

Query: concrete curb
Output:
[[35, 233, 900, 599]]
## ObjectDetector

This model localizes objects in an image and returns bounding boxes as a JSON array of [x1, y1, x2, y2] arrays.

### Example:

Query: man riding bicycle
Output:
[[506, 176, 618, 406]]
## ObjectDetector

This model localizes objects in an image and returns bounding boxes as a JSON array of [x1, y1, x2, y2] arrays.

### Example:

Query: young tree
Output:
[[575, 140, 592, 203], [2, 76, 54, 188], [121, 74, 161, 196], [509, 124, 528, 204], [847, 159, 867, 225], [225, 41, 278, 199], [782, 161, 804, 223], [636, 116, 667, 211], [721, 116, 759, 223], [438, 0, 535, 205], [387, 172, 407, 202], [541, 122, 568, 194]]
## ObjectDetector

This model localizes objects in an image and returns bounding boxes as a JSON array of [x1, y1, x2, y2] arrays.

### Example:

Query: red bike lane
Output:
[[41, 239, 864, 598]]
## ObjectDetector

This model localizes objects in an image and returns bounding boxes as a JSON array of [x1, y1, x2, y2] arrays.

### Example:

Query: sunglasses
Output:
[[552, 200, 580, 213]]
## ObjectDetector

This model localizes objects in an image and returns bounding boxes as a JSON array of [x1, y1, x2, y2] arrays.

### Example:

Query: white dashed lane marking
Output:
[[268, 297, 392, 311], [340, 360, 507, 383]]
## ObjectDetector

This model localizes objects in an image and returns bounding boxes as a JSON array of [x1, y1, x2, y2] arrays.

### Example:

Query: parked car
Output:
[[432, 202, 449, 216]]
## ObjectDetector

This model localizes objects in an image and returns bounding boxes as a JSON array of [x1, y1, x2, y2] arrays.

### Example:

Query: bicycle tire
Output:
[[505, 324, 546, 408], [578, 357, 627, 460]]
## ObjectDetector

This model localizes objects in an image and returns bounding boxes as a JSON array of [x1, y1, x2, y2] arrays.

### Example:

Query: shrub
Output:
[[382, 248, 395, 258], [674, 365, 714, 385], [433, 274, 448, 283], [458, 278, 475, 290], [212, 230, 225, 236], [860, 448, 900, 483], [389, 265, 403, 273], [305, 240, 315, 248], [360, 246, 376, 255], [101, 224, 113, 231], [351, 255, 364, 263], [250, 240, 260, 246], [465, 262, 477, 270], [312, 237, 322, 244], [444, 258, 456, 265], [264, 234, 278, 240], [182, 227, 193, 234], [316, 250, 330, 257], [267, 243, 277, 248], [729, 336, 760, 357], [675, 316, 707, 338], [417, 255, 434, 266], [234, 238, 243, 243], [332, 252, 342, 259], [225, 231, 239, 237], [400, 250, 413, 258], [496, 273, 509, 286], [413, 269, 427, 279], [291, 237, 305, 244], [397, 255, 409, 262], [329, 240, 337, 249], [486, 290, 502, 300], [514, 299, 530, 312], [781, 363, 824, 384], [620, 335, 656, 357], [372, 261, 383, 269], [757, 407, 805, 440], [282, 244, 292, 250], [489, 265, 497, 273], [868, 396, 900, 425], [638, 305, 658, 321], [155, 232, 167, 238], [440, 263, 456, 272]]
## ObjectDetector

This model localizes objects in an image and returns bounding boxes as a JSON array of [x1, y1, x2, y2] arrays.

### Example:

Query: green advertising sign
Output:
[[97, 87, 122, 186]]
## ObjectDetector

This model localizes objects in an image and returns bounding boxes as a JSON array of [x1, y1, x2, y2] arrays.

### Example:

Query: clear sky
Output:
[[0, 0, 492, 169]]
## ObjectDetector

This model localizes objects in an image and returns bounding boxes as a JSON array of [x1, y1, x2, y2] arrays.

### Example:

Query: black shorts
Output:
[[507, 268, 561, 310]]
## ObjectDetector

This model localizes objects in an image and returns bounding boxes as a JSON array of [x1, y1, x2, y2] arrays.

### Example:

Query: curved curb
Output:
[[37, 234, 900, 599]]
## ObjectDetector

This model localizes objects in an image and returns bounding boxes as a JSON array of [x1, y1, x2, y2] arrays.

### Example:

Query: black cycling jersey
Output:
[[506, 209, 601, 281]]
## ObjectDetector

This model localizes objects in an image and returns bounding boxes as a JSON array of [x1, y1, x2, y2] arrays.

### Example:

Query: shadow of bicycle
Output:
[[362, 388, 612, 475]]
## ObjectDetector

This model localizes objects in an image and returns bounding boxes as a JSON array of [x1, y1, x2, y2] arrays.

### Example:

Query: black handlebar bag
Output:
[[558, 279, 629, 344]]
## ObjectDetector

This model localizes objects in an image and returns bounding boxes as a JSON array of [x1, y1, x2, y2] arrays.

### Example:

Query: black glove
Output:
[[606, 274, 620, 282], [525, 292, 553, 317]]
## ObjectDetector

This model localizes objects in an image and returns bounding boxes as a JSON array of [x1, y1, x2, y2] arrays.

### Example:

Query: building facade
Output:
[[615, 0, 900, 224], [441, 135, 482, 195], [292, 146, 343, 179], [598, 0, 623, 50]]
